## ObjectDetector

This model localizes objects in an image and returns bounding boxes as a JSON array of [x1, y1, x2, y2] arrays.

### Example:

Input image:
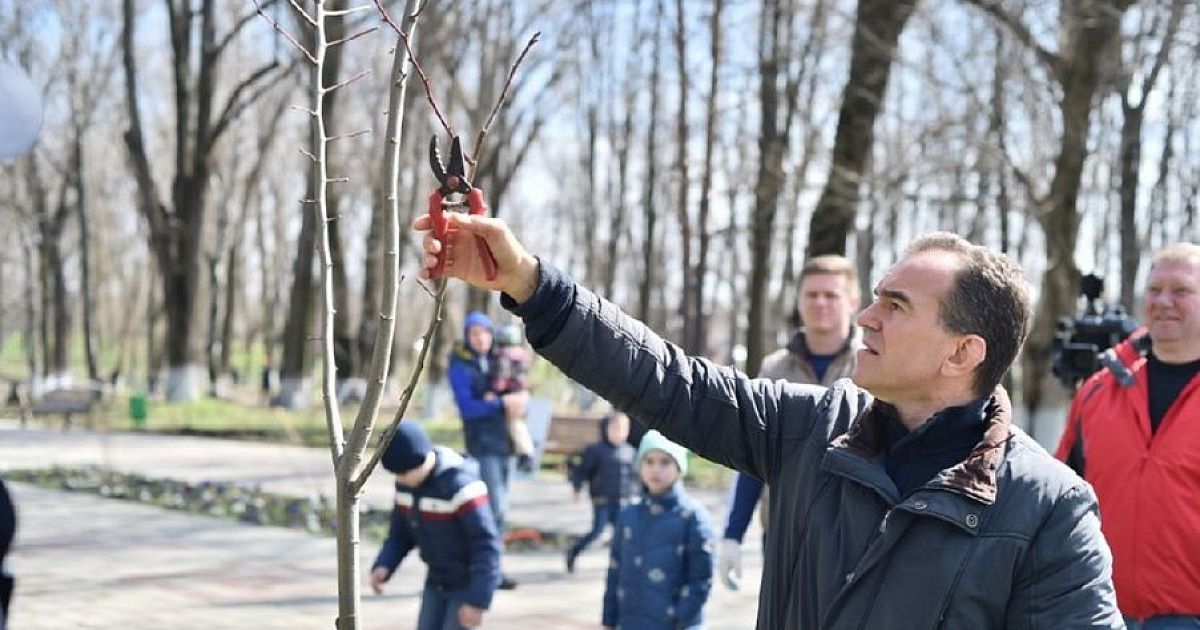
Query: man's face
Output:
[[797, 272, 859, 337], [467, 325, 493, 355], [1144, 259, 1200, 353], [852, 251, 963, 402]]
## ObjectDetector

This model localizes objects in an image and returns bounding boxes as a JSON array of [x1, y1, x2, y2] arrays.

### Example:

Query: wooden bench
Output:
[[32, 388, 101, 430], [543, 413, 603, 457]]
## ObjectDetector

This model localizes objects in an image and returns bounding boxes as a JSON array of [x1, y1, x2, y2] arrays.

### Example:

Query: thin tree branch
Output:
[[216, 0, 282, 56], [251, 0, 316, 64], [352, 282, 446, 493], [209, 60, 288, 146], [324, 68, 371, 93], [327, 4, 373, 17], [960, 0, 1064, 82], [286, 0, 317, 27], [328, 25, 378, 47], [470, 31, 541, 178], [373, 0, 453, 136]]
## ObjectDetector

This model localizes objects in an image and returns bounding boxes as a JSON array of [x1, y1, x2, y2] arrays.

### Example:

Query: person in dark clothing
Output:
[[0, 479, 16, 629], [565, 412, 637, 573], [369, 422, 501, 630], [415, 213, 1122, 629]]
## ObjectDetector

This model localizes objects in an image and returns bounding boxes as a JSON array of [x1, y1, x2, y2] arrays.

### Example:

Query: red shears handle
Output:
[[427, 188, 498, 281]]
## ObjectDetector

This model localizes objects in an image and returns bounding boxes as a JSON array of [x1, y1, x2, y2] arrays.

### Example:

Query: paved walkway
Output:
[[0, 421, 763, 628]]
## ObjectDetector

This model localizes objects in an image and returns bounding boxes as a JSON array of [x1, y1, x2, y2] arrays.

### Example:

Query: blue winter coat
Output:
[[603, 485, 714, 629], [570, 419, 637, 505], [447, 342, 509, 456], [372, 447, 501, 608]]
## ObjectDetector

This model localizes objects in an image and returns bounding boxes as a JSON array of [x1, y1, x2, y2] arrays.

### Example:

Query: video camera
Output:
[[1051, 273, 1139, 390]]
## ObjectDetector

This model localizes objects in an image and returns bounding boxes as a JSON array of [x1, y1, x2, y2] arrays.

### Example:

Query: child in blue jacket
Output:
[[603, 430, 714, 630], [370, 422, 501, 630], [566, 412, 638, 572]]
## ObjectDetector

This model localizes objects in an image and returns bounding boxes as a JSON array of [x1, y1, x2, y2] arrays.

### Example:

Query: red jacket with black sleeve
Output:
[[1055, 332, 1200, 619]]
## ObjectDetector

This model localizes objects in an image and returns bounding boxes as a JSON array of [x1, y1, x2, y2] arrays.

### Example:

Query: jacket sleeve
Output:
[[602, 508, 626, 627], [723, 472, 764, 541], [448, 359, 503, 421], [372, 504, 415, 575], [1053, 383, 1096, 477], [457, 481, 502, 609], [1005, 484, 1122, 630], [505, 262, 831, 484], [675, 508, 715, 626]]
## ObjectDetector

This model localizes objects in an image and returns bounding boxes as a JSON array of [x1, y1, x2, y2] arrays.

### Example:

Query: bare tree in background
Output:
[[963, 0, 1138, 420], [745, 0, 819, 376], [1116, 0, 1186, 312], [122, 0, 289, 400], [805, 0, 918, 257]]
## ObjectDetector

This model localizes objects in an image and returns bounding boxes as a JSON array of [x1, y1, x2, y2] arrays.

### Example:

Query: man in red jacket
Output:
[[1056, 242, 1200, 630]]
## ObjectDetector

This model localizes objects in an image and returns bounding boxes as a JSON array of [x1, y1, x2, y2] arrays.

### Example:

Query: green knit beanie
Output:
[[636, 430, 688, 476]]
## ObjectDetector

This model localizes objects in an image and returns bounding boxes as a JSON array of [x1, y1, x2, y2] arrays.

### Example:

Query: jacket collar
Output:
[[641, 483, 683, 509], [785, 325, 862, 359], [830, 387, 1015, 504]]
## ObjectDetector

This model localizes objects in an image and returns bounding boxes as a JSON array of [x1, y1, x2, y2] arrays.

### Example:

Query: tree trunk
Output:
[[637, 0, 664, 325], [806, 0, 918, 257], [694, 0, 724, 355], [122, 0, 284, 401], [672, 0, 695, 351], [73, 132, 99, 382], [1021, 0, 1135, 423], [279, 0, 349, 408], [745, 0, 788, 377]]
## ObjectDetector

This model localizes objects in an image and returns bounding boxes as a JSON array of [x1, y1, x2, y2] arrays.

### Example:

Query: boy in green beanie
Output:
[[602, 430, 713, 629]]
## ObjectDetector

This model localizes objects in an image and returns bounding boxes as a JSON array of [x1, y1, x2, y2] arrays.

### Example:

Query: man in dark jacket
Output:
[[416, 213, 1123, 629], [370, 422, 501, 630]]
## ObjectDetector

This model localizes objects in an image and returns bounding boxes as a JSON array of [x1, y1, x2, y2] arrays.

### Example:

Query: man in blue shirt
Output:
[[720, 255, 861, 590]]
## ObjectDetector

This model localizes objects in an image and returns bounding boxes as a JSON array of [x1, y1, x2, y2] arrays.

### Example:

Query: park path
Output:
[[0, 421, 763, 629]]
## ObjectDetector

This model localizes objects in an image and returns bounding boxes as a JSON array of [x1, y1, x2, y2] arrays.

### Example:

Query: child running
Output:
[[566, 412, 638, 573]]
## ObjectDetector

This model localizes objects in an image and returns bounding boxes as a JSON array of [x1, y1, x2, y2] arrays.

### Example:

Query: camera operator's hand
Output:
[[414, 213, 539, 303]]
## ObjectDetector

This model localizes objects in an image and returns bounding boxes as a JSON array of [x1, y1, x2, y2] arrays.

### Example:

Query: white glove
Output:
[[718, 538, 743, 591]]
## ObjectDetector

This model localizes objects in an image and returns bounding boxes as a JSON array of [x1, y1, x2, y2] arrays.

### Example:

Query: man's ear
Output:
[[944, 335, 987, 379]]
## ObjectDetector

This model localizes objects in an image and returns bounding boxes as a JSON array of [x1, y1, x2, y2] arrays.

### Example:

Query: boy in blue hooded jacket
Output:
[[603, 431, 713, 630], [566, 412, 637, 573]]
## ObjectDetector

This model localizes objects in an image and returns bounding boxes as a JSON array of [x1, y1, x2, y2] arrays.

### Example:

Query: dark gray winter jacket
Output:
[[505, 262, 1123, 630]]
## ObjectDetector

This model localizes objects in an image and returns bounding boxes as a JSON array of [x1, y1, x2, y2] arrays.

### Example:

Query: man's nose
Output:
[[856, 305, 878, 329]]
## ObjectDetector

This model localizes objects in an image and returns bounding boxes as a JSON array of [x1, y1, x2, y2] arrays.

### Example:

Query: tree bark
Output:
[[806, 0, 918, 257], [637, 0, 664, 326]]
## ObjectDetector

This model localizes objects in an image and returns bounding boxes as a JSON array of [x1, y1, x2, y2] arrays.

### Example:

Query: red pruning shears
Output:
[[428, 136, 498, 280]]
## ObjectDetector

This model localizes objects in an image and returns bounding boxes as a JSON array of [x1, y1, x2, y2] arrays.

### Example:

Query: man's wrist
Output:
[[503, 255, 539, 304]]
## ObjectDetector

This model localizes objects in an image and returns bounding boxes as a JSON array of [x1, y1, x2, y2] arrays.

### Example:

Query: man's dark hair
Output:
[[906, 232, 1032, 397]]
